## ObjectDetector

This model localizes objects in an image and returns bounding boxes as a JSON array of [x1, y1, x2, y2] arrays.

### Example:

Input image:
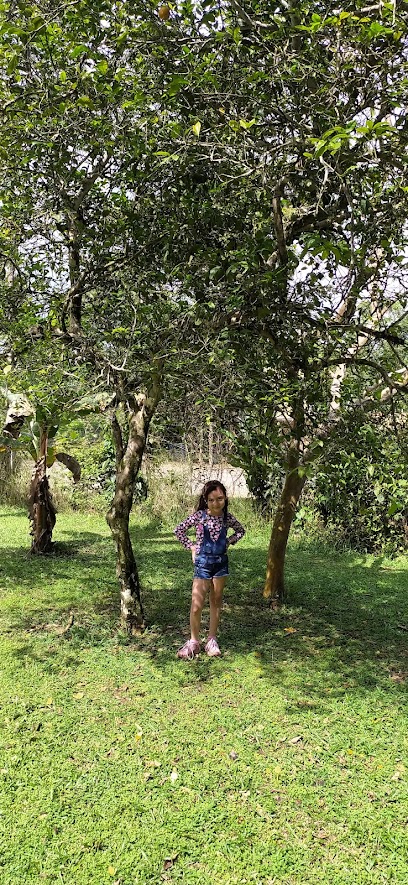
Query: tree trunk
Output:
[[106, 384, 161, 633], [29, 430, 56, 554], [263, 459, 306, 607]]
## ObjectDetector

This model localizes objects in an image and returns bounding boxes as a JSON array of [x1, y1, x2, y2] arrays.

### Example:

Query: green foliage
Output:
[[69, 435, 148, 508], [225, 419, 284, 515], [314, 420, 408, 555], [1, 0, 408, 581]]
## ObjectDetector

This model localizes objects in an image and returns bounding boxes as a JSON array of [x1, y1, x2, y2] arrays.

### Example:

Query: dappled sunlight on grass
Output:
[[1, 507, 408, 885]]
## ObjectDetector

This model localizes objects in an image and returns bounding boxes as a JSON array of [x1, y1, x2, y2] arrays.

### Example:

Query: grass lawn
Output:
[[0, 505, 408, 885]]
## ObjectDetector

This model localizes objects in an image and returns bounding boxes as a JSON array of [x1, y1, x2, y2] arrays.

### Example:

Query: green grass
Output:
[[1, 506, 408, 885]]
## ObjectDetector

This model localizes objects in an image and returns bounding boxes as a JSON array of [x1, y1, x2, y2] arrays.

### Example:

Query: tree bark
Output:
[[263, 455, 306, 607], [106, 382, 161, 633], [29, 430, 56, 554]]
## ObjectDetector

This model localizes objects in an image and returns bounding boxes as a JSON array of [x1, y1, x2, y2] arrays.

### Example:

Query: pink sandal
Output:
[[177, 639, 200, 660], [205, 637, 221, 657]]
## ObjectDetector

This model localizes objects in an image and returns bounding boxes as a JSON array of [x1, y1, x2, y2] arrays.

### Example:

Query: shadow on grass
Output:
[[1, 521, 408, 702], [134, 539, 408, 702]]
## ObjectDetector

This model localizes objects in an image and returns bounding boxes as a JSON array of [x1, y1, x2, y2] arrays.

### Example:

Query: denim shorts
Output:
[[194, 554, 229, 580]]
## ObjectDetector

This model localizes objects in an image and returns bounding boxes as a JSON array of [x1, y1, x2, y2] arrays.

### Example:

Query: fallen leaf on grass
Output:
[[108, 866, 117, 876], [113, 685, 130, 699], [284, 627, 297, 634], [317, 830, 329, 840], [289, 735, 303, 745], [73, 692, 84, 700], [170, 769, 178, 782], [163, 854, 178, 870], [391, 766, 405, 781], [229, 750, 239, 761], [389, 671, 407, 683]]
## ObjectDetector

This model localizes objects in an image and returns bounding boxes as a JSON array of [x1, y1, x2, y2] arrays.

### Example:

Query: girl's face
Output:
[[206, 488, 226, 514]]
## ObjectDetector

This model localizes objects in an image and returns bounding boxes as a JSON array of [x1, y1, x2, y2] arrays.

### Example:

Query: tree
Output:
[[0, 0, 218, 628], [158, 0, 408, 603], [0, 389, 81, 553], [2, 0, 408, 618]]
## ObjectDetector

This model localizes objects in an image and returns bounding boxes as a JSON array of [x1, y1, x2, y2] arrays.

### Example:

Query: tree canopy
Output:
[[1, 0, 408, 614]]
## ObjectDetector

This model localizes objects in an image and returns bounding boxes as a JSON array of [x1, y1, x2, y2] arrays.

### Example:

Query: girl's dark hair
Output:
[[196, 481, 228, 523]]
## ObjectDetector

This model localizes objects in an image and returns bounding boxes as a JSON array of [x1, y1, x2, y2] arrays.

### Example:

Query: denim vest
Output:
[[198, 511, 227, 562]]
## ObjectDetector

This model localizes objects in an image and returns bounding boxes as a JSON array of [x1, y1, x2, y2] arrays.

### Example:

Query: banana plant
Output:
[[1, 392, 81, 554]]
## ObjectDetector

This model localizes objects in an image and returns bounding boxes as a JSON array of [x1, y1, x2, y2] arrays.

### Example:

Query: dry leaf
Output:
[[229, 750, 238, 761], [108, 866, 117, 876], [284, 627, 297, 634], [163, 854, 178, 870], [73, 692, 84, 700], [317, 830, 329, 840], [289, 735, 303, 744], [170, 769, 178, 782]]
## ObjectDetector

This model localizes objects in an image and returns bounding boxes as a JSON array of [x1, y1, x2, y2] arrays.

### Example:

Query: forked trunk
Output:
[[263, 463, 306, 607], [29, 430, 56, 554], [106, 386, 161, 632]]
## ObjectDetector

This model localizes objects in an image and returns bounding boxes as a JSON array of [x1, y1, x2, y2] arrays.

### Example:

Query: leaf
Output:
[[284, 627, 297, 634], [163, 854, 179, 870], [3, 365, 11, 375], [167, 76, 187, 96], [55, 452, 81, 482], [170, 769, 178, 782], [239, 119, 256, 130], [70, 44, 88, 58], [107, 866, 117, 877], [192, 121, 201, 137], [46, 449, 56, 468], [73, 692, 84, 700], [387, 500, 401, 517], [288, 735, 303, 744]]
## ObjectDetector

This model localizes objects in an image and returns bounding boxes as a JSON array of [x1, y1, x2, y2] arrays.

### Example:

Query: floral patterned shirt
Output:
[[174, 510, 245, 554]]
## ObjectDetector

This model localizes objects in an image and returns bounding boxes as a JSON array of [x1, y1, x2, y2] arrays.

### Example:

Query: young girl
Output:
[[174, 480, 245, 659]]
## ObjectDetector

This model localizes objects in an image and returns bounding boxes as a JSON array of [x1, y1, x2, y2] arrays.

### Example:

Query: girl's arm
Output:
[[174, 512, 199, 549], [226, 513, 246, 547]]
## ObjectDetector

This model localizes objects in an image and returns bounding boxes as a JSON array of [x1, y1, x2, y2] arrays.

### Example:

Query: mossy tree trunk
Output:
[[106, 383, 161, 633], [263, 446, 306, 607]]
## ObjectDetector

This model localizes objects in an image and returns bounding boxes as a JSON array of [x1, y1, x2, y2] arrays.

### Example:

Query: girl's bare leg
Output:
[[209, 577, 226, 638], [190, 577, 210, 641]]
